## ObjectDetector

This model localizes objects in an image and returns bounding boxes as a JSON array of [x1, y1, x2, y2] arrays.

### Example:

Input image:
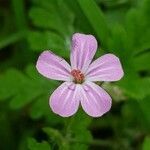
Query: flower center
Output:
[[71, 69, 85, 84]]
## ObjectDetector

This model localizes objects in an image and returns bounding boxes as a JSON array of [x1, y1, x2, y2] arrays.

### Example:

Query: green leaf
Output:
[[69, 110, 92, 131], [142, 136, 150, 150], [125, 0, 150, 54], [29, 0, 74, 36], [43, 111, 92, 150], [119, 74, 150, 100], [122, 100, 142, 126], [134, 51, 150, 71], [108, 24, 131, 63], [0, 65, 58, 113], [11, 0, 27, 30], [66, 0, 93, 33], [31, 0, 74, 27], [43, 127, 63, 143], [27, 31, 48, 51], [0, 111, 15, 150], [29, 7, 63, 33], [43, 127, 69, 150], [71, 130, 92, 150], [29, 96, 49, 119], [139, 95, 150, 127], [122, 99, 150, 130], [66, 110, 92, 150], [28, 0, 74, 57], [77, 0, 109, 48], [28, 31, 64, 51], [0, 31, 26, 50], [27, 31, 69, 58], [27, 138, 51, 150], [25, 65, 62, 120], [0, 69, 27, 100]]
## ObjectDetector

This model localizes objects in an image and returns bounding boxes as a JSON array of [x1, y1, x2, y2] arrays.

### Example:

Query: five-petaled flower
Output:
[[36, 33, 124, 117]]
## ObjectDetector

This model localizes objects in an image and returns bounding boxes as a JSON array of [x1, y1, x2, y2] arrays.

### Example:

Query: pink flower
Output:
[[36, 33, 124, 117]]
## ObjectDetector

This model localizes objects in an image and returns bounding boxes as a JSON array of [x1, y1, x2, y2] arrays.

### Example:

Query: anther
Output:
[[71, 69, 85, 84]]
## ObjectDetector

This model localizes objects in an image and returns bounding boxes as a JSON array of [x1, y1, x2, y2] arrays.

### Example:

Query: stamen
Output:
[[71, 69, 85, 84]]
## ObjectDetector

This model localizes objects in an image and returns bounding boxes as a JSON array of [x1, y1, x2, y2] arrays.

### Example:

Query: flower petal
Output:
[[49, 82, 80, 117], [70, 33, 97, 72], [36, 50, 71, 81], [86, 54, 124, 81], [80, 81, 112, 117]]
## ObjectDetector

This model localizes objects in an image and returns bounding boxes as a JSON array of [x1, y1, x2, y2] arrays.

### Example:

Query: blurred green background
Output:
[[0, 0, 150, 149]]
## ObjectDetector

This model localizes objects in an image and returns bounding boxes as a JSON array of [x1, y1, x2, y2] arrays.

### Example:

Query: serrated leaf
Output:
[[43, 111, 92, 150], [31, 0, 74, 26], [28, 0, 74, 57], [0, 65, 58, 114], [29, 0, 74, 36], [27, 31, 69, 58], [29, 7, 63, 34], [28, 31, 65, 51]]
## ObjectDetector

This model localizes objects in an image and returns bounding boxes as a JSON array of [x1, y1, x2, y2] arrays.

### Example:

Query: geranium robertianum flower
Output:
[[36, 33, 124, 117]]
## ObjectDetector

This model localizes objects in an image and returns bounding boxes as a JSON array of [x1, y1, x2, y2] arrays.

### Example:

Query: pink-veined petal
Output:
[[80, 81, 112, 117], [86, 54, 124, 81], [49, 82, 80, 117], [70, 33, 97, 72], [36, 50, 71, 81]]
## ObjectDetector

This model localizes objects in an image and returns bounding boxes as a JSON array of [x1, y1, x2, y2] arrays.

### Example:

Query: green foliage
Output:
[[139, 95, 150, 127], [134, 52, 150, 71], [77, 0, 109, 48], [68, 111, 92, 150], [0, 0, 150, 149], [27, 31, 69, 58], [119, 75, 150, 100], [28, 138, 51, 150], [125, 0, 150, 54], [30, 0, 74, 35], [142, 136, 150, 150], [28, 0, 74, 58], [43, 111, 92, 150], [0, 65, 58, 119]]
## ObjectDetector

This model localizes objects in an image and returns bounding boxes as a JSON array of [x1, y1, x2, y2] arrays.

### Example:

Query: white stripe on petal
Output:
[[70, 33, 97, 72], [49, 82, 80, 117], [36, 50, 72, 81], [86, 54, 124, 81], [80, 81, 112, 117]]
